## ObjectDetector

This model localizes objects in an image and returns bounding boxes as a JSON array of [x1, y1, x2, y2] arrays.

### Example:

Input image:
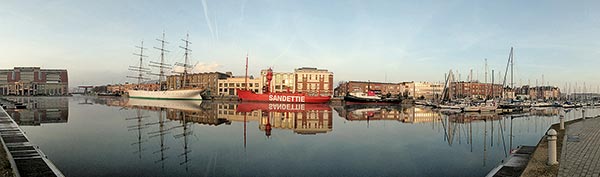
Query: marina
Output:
[[1, 96, 597, 176]]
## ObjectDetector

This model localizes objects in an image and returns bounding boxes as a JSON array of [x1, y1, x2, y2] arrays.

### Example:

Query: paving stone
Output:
[[559, 117, 600, 177]]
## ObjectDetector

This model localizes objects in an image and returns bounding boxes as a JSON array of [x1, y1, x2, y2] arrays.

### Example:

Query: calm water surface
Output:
[[5, 96, 599, 177]]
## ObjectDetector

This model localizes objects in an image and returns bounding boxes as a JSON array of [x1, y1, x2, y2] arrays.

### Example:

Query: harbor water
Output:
[[4, 96, 599, 177]]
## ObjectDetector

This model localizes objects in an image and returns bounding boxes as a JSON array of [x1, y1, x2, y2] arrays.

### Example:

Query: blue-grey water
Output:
[[5, 96, 598, 177]]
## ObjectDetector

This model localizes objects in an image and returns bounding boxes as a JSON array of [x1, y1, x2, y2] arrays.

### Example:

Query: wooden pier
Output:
[[0, 107, 64, 177]]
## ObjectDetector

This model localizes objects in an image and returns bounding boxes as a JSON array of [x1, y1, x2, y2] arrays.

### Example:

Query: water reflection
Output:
[[30, 96, 594, 176], [6, 97, 69, 126], [333, 104, 568, 168], [235, 103, 333, 136]]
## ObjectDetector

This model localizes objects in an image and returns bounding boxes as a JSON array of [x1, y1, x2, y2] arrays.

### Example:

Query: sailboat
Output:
[[127, 34, 203, 100]]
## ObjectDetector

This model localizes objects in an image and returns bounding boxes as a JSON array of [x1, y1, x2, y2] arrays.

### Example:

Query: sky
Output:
[[1, 0, 600, 92]]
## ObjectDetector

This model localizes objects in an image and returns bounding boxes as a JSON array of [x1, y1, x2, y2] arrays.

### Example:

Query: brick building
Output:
[[336, 81, 402, 97], [166, 72, 231, 96], [260, 67, 334, 96], [217, 76, 262, 96], [0, 67, 68, 96], [294, 67, 334, 96], [449, 81, 503, 99]]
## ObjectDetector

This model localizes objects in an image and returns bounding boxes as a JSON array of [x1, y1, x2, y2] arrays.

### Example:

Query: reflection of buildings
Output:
[[261, 110, 333, 135], [217, 104, 262, 122], [529, 108, 560, 116], [6, 97, 69, 126], [336, 105, 442, 124], [232, 103, 333, 135], [166, 103, 231, 126]]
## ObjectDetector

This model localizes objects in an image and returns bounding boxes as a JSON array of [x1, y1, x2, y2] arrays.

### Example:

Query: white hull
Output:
[[464, 106, 480, 112], [126, 98, 202, 111], [127, 89, 203, 100]]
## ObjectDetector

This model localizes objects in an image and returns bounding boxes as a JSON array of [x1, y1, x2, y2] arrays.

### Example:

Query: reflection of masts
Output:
[[127, 109, 149, 159], [483, 119, 487, 167], [264, 111, 272, 137], [509, 116, 513, 151], [148, 109, 171, 169], [243, 112, 247, 149], [470, 119, 473, 152], [174, 111, 192, 171], [491, 116, 494, 147], [498, 116, 508, 157]]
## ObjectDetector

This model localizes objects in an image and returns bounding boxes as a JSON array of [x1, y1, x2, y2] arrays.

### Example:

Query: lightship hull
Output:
[[236, 89, 330, 103], [127, 89, 203, 100]]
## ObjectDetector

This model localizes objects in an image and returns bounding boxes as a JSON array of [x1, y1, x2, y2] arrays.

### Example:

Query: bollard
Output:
[[547, 129, 558, 165], [559, 115, 565, 130], [582, 109, 586, 120]]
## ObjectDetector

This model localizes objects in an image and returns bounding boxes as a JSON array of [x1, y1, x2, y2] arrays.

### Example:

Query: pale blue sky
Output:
[[1, 0, 599, 91]]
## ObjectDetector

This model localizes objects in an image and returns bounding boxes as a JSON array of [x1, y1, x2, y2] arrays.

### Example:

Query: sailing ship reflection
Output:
[[6, 97, 69, 126]]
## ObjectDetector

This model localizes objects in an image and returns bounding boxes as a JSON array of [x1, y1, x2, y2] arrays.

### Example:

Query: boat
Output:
[[235, 102, 331, 113], [236, 58, 331, 103], [344, 91, 401, 103], [125, 98, 202, 111], [463, 105, 480, 112], [128, 89, 202, 100], [126, 33, 202, 100], [480, 105, 497, 112]]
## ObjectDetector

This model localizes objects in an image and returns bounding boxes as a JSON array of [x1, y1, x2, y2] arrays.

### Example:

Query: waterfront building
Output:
[[217, 76, 262, 96], [400, 82, 444, 100], [261, 69, 295, 93], [294, 67, 334, 96], [166, 72, 231, 96], [261, 67, 334, 97], [0, 67, 68, 96], [515, 85, 561, 100], [336, 81, 402, 97], [449, 81, 503, 99]]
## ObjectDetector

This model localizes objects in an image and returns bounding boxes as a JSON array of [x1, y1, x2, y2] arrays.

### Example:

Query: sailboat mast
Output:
[[511, 47, 514, 88], [136, 41, 146, 85], [245, 54, 249, 90], [128, 41, 150, 88], [180, 34, 192, 88], [158, 33, 167, 84]]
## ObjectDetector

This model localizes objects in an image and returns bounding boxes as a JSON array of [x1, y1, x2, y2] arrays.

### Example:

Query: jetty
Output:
[[0, 106, 64, 177]]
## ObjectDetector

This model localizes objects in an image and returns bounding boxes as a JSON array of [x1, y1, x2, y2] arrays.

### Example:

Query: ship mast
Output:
[[128, 41, 151, 88], [245, 53, 249, 90], [149, 32, 172, 90], [176, 34, 193, 89]]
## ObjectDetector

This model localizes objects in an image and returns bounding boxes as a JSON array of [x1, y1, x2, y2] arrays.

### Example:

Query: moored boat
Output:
[[128, 89, 202, 100], [236, 59, 331, 103], [126, 33, 202, 101], [344, 91, 401, 103]]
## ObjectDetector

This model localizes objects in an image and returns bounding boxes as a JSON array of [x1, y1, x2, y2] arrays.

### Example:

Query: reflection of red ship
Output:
[[236, 63, 331, 103], [235, 102, 331, 113]]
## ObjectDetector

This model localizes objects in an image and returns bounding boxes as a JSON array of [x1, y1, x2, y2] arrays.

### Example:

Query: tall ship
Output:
[[127, 33, 202, 100], [236, 56, 331, 103]]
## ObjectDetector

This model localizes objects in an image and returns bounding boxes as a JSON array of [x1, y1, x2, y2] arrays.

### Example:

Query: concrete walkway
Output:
[[558, 117, 600, 177]]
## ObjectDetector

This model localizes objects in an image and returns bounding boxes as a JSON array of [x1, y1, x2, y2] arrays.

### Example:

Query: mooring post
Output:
[[547, 129, 558, 165], [559, 115, 565, 130]]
